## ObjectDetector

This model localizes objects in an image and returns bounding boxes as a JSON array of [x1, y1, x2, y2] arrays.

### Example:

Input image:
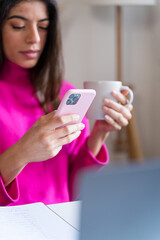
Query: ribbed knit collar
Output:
[[0, 60, 31, 86]]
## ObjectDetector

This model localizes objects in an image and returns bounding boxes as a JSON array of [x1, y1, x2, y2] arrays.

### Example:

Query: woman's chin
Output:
[[18, 59, 38, 69], [15, 59, 38, 69]]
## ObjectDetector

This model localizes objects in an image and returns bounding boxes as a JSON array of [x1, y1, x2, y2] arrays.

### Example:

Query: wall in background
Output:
[[60, 1, 160, 161]]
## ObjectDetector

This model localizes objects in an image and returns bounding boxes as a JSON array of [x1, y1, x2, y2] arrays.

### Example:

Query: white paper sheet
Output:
[[48, 201, 81, 230], [0, 202, 79, 240]]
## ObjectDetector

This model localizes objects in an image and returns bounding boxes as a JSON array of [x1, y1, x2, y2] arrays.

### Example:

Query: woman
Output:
[[0, 0, 132, 206]]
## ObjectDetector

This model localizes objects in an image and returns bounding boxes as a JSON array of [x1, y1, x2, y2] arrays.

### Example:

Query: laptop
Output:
[[78, 160, 160, 240]]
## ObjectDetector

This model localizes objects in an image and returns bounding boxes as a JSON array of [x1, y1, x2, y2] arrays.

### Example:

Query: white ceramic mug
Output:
[[84, 80, 134, 120]]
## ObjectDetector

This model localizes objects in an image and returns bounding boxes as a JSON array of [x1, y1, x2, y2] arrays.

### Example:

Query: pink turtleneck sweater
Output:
[[0, 60, 109, 206]]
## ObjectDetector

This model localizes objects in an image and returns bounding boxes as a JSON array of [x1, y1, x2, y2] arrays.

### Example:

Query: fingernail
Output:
[[79, 123, 85, 130], [104, 115, 110, 120], [104, 98, 110, 104], [76, 131, 81, 136], [103, 106, 109, 111]]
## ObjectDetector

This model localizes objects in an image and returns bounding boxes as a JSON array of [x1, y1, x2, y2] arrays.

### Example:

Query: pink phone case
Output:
[[55, 89, 96, 122]]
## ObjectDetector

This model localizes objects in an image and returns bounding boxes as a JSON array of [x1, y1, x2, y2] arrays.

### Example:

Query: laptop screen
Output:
[[79, 160, 160, 240]]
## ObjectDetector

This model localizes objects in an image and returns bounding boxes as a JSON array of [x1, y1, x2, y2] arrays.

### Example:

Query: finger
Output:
[[54, 123, 85, 139], [55, 130, 82, 147], [103, 107, 129, 127], [43, 114, 80, 131], [103, 100, 132, 120], [121, 89, 128, 97], [126, 103, 133, 112], [111, 91, 128, 105], [104, 115, 122, 130]]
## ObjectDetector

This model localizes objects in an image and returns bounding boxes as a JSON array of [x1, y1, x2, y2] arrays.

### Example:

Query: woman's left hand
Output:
[[101, 90, 133, 132], [87, 90, 133, 156]]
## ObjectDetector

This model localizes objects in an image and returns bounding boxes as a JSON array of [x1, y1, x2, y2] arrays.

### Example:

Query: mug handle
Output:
[[120, 86, 134, 106]]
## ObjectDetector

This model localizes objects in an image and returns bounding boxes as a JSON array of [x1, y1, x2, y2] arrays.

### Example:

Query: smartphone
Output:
[[55, 89, 96, 123]]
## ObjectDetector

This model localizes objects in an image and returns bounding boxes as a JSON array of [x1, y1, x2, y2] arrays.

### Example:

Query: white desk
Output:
[[48, 200, 82, 230]]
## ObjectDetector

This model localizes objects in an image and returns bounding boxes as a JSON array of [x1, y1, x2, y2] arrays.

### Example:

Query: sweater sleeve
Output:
[[0, 175, 19, 206]]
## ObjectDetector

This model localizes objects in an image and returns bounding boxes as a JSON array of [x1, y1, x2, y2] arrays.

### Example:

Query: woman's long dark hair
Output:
[[0, 0, 64, 113]]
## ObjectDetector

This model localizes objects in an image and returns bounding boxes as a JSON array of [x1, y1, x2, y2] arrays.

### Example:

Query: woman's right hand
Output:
[[0, 111, 85, 186], [19, 111, 85, 163]]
